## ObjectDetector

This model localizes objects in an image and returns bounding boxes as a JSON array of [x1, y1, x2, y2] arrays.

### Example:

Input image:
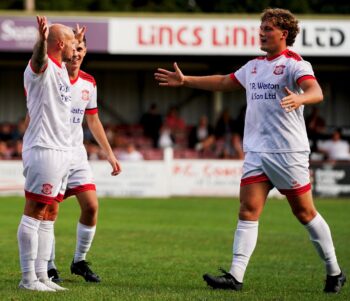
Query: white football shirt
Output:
[[23, 56, 72, 151], [231, 49, 315, 153], [70, 70, 98, 148]]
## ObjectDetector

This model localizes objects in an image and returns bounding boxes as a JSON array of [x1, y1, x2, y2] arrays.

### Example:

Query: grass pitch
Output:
[[0, 196, 349, 301]]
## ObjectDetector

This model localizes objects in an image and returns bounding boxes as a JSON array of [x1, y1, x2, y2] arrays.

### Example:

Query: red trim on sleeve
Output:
[[241, 174, 271, 186], [230, 73, 243, 88], [25, 190, 56, 205], [297, 75, 316, 85], [85, 108, 98, 115], [64, 184, 96, 199], [24, 88, 27, 97], [279, 183, 311, 197]]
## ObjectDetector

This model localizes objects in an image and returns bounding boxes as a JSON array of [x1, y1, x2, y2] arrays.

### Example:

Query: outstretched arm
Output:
[[281, 79, 323, 113], [31, 16, 49, 73], [86, 113, 122, 176], [154, 62, 241, 92]]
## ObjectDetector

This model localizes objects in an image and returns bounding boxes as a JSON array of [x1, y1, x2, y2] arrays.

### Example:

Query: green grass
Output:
[[0, 196, 349, 301]]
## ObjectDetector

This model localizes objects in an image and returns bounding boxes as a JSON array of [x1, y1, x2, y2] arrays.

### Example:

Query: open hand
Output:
[[36, 16, 48, 41], [281, 87, 303, 113], [154, 62, 185, 87]]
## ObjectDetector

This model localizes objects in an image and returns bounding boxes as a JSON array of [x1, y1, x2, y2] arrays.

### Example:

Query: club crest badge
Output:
[[82, 89, 89, 101], [273, 65, 286, 75], [251, 66, 257, 74], [41, 183, 53, 195]]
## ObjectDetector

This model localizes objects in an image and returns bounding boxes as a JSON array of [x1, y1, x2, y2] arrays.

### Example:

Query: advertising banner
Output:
[[310, 162, 350, 197], [0, 16, 108, 52], [108, 17, 350, 56]]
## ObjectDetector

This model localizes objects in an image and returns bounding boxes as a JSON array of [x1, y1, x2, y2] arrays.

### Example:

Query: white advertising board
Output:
[[109, 18, 350, 56], [0, 160, 282, 198]]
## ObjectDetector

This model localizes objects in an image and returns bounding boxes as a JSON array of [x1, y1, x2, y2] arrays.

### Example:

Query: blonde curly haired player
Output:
[[155, 8, 345, 293]]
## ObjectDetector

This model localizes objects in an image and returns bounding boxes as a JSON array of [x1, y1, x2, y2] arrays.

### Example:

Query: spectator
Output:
[[12, 117, 27, 141], [306, 107, 326, 152], [158, 124, 175, 149], [119, 143, 144, 161], [140, 103, 163, 148], [0, 122, 14, 142], [165, 106, 186, 131], [11, 140, 23, 160], [0, 141, 11, 159], [318, 129, 350, 161], [188, 115, 215, 151], [215, 109, 243, 159]]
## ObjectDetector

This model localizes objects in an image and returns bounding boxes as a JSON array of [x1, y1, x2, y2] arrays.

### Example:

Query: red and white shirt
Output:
[[23, 56, 72, 151], [70, 70, 97, 148], [231, 49, 315, 153]]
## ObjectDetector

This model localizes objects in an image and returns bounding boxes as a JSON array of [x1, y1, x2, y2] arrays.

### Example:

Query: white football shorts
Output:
[[23, 146, 72, 204], [61, 146, 96, 200], [241, 151, 311, 197]]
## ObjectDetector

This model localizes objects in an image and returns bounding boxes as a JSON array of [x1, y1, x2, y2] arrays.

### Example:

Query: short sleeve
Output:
[[233, 61, 251, 89], [294, 60, 315, 86], [85, 85, 98, 115]]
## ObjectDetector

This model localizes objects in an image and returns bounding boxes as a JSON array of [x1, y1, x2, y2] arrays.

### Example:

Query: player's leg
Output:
[[203, 152, 272, 290], [286, 191, 346, 293], [264, 151, 345, 293], [64, 151, 100, 282], [18, 199, 56, 291], [203, 182, 271, 290], [18, 147, 57, 291], [35, 201, 67, 291], [47, 190, 66, 283], [70, 190, 100, 282]]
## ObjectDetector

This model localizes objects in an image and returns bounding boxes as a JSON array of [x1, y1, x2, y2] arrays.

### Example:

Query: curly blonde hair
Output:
[[261, 8, 300, 46]]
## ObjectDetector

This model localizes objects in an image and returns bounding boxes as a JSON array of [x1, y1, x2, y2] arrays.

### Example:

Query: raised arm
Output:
[[31, 16, 49, 73], [155, 62, 241, 92], [74, 23, 86, 43], [281, 79, 323, 112], [86, 114, 122, 176]]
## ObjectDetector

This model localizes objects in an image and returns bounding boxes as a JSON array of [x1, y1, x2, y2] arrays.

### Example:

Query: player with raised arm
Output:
[[155, 8, 345, 294], [18, 16, 83, 292], [45, 28, 122, 283]]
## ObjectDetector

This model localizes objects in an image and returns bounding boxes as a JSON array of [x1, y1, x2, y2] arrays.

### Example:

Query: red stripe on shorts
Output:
[[279, 183, 311, 197], [25, 190, 57, 205], [241, 174, 270, 186], [55, 193, 64, 203], [64, 184, 96, 199]]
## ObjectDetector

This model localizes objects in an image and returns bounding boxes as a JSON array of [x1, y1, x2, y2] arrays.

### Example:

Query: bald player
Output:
[[18, 16, 84, 292]]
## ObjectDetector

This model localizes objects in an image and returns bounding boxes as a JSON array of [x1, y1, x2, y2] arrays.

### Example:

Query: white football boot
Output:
[[39, 277, 68, 291], [19, 279, 56, 292]]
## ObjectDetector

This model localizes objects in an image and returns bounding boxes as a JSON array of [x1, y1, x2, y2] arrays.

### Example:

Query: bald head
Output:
[[47, 24, 74, 45], [47, 23, 75, 62]]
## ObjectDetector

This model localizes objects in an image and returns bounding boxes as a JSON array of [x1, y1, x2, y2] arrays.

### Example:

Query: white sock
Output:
[[48, 236, 57, 271], [229, 219, 259, 283], [304, 212, 341, 276], [17, 215, 41, 283], [74, 222, 96, 263], [35, 220, 54, 281]]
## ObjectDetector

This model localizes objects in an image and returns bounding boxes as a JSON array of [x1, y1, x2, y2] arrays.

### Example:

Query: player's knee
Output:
[[239, 207, 261, 220], [82, 202, 98, 218], [293, 208, 316, 224]]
